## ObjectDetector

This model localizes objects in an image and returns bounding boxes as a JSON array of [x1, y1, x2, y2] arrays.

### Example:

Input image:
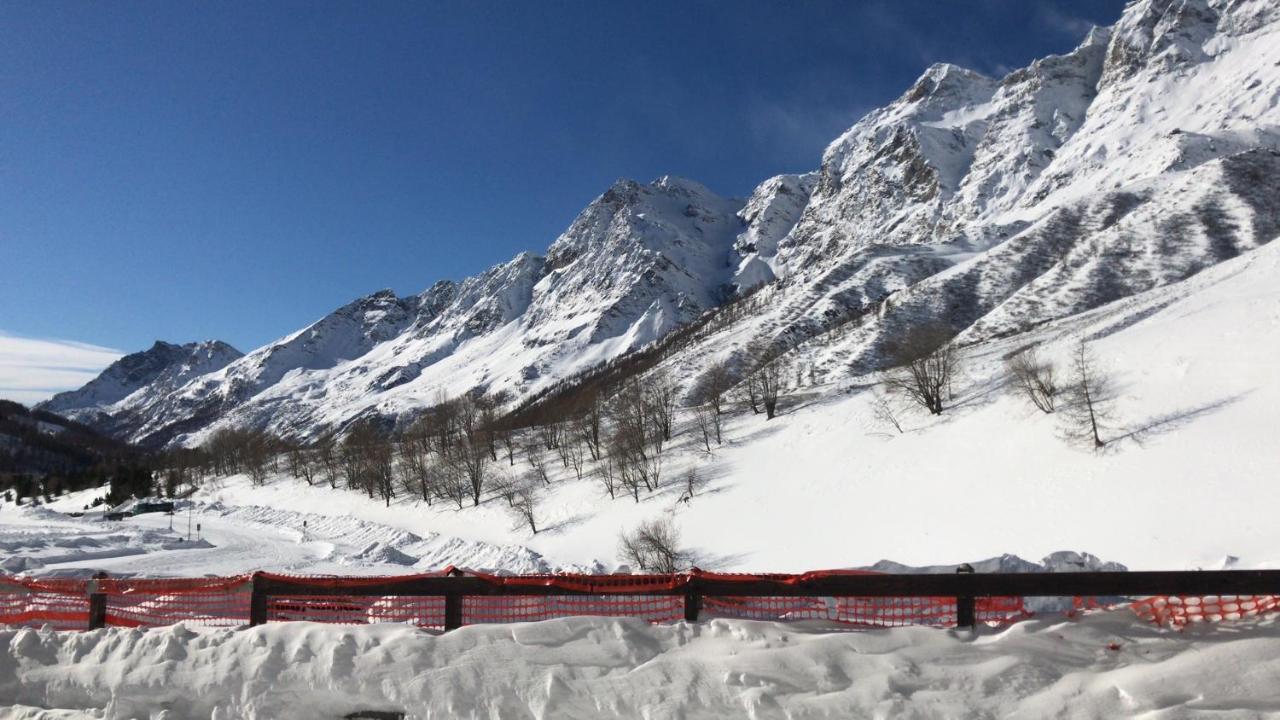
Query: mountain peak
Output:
[[38, 338, 242, 419], [903, 62, 995, 106]]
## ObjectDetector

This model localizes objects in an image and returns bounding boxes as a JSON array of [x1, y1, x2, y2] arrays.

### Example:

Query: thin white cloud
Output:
[[1034, 3, 1099, 43], [0, 331, 122, 406]]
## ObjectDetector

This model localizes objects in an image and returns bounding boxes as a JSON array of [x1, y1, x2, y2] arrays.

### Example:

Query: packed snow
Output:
[[6, 612, 1280, 719]]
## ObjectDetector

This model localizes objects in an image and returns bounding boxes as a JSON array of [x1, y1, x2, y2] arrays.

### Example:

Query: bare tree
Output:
[[524, 442, 551, 485], [646, 370, 679, 442], [756, 363, 782, 419], [869, 389, 904, 434], [575, 392, 604, 461], [538, 419, 561, 451], [564, 435, 586, 481], [680, 467, 703, 502], [494, 426, 517, 466], [596, 455, 618, 500], [445, 432, 489, 506], [314, 433, 340, 489], [607, 424, 661, 502], [507, 480, 542, 535], [739, 372, 762, 414], [617, 517, 688, 573], [241, 430, 275, 486], [694, 404, 715, 452], [1006, 345, 1059, 414], [438, 461, 470, 509], [882, 324, 960, 416], [286, 442, 314, 485], [690, 360, 730, 444], [1061, 341, 1118, 449], [396, 431, 435, 504]]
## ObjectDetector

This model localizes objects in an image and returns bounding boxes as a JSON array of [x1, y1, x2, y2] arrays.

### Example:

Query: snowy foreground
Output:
[[5, 612, 1280, 720]]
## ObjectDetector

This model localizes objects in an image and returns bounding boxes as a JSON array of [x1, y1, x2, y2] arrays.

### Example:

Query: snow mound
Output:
[[4, 613, 1280, 719]]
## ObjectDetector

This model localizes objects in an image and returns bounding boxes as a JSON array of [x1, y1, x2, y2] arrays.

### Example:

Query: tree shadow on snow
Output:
[[539, 512, 592, 536], [1113, 391, 1250, 448], [688, 548, 751, 571]]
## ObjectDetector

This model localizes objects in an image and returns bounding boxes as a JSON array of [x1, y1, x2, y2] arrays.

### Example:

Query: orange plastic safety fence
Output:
[[6, 571, 1277, 633], [703, 595, 831, 622], [268, 595, 447, 628], [99, 576, 252, 629], [256, 569, 455, 587], [462, 594, 684, 624], [702, 595, 1028, 627], [466, 571, 687, 594], [1130, 595, 1280, 627], [0, 577, 89, 630]]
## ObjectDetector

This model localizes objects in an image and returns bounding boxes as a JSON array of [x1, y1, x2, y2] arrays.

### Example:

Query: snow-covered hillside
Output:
[[40, 0, 1280, 447], [10, 237, 1277, 580]]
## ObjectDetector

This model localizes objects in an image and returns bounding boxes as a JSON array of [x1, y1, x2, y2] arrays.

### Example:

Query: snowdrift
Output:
[[5, 613, 1280, 719]]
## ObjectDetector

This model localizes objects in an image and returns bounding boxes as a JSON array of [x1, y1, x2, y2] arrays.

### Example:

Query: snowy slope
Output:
[[12, 239, 1273, 579]]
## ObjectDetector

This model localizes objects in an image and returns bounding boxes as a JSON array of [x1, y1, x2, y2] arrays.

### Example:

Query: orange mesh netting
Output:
[[3, 570, 1277, 632], [1129, 595, 1280, 627], [463, 594, 684, 624], [99, 576, 252, 629], [269, 595, 447, 628], [0, 576, 89, 630]]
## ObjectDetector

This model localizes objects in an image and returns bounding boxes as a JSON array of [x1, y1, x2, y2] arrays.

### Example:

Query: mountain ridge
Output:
[[45, 0, 1280, 447]]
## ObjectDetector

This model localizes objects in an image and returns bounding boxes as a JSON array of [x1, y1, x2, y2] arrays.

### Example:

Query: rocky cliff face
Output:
[[50, 0, 1280, 445]]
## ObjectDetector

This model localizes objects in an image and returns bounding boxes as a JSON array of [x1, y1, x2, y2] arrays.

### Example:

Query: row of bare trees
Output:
[[176, 333, 827, 541], [1006, 341, 1117, 448], [870, 322, 1118, 449]]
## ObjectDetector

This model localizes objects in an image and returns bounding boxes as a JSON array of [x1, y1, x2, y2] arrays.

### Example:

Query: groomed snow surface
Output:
[[5, 613, 1280, 720]]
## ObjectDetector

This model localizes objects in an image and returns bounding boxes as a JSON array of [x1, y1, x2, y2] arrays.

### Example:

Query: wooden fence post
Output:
[[87, 571, 108, 630], [443, 592, 463, 631], [955, 563, 976, 630], [249, 571, 268, 627], [684, 590, 701, 622]]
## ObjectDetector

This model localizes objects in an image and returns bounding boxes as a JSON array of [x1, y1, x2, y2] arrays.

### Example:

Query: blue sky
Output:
[[0, 0, 1126, 401]]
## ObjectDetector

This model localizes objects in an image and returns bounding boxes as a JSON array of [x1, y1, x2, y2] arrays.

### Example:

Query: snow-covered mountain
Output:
[[48, 0, 1280, 446], [49, 177, 747, 445], [39, 341, 242, 435]]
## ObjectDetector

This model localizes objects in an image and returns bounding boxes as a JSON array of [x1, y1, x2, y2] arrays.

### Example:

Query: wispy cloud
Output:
[[1033, 2, 1100, 44], [0, 331, 121, 406], [745, 98, 870, 170]]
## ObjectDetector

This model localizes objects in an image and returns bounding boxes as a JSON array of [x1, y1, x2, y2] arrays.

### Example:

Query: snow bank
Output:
[[4, 613, 1280, 719]]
